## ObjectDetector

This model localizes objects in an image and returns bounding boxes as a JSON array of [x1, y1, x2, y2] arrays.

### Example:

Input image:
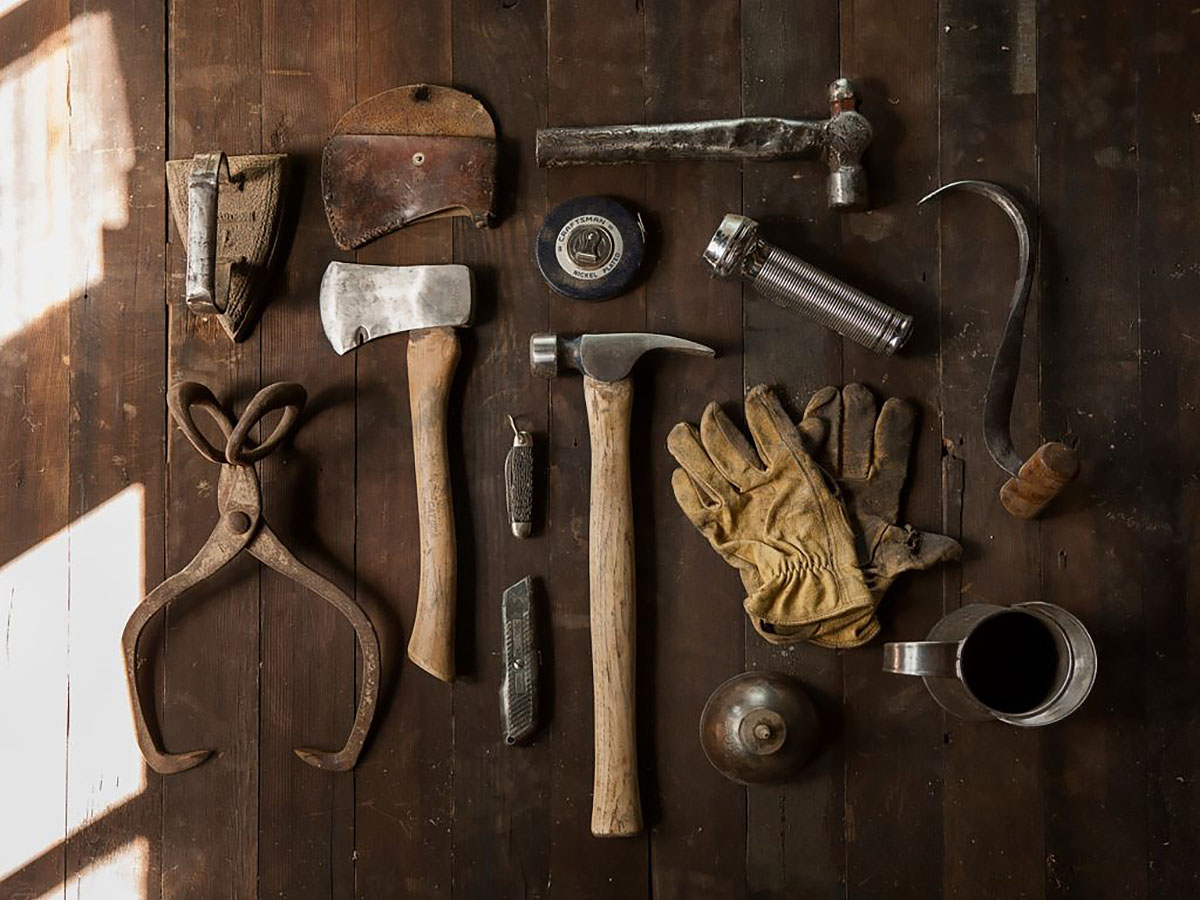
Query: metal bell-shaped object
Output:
[[699, 671, 820, 784]]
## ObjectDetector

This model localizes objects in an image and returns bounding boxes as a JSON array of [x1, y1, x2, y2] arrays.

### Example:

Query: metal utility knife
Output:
[[500, 576, 538, 744], [504, 416, 534, 538]]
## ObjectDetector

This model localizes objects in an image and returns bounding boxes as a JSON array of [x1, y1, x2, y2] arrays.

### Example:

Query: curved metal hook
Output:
[[919, 179, 1035, 477]]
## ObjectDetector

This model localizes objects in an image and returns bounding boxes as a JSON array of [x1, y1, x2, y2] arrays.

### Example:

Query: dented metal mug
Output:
[[883, 602, 1096, 726]]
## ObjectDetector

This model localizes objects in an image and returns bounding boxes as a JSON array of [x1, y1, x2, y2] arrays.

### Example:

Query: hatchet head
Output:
[[320, 261, 474, 354]]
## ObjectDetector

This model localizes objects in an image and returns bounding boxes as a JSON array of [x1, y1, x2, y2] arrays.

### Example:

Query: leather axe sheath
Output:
[[321, 83, 497, 250]]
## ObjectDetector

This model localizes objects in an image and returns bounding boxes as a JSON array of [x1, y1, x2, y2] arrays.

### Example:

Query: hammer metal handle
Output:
[[406, 326, 460, 682], [583, 374, 642, 837], [537, 118, 825, 166]]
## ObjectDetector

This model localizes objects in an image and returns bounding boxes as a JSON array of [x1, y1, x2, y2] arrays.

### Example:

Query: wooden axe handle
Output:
[[999, 441, 1079, 519], [406, 326, 459, 682], [583, 374, 643, 837]]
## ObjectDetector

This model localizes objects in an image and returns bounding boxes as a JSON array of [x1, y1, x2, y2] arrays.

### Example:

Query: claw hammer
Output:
[[531, 332, 714, 836]]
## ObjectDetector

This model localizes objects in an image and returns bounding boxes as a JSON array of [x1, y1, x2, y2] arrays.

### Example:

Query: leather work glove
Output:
[[799, 384, 962, 648], [667, 385, 875, 642]]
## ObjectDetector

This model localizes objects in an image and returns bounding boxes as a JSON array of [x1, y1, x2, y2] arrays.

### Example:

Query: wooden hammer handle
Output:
[[999, 441, 1079, 519], [583, 375, 643, 837], [406, 326, 460, 682]]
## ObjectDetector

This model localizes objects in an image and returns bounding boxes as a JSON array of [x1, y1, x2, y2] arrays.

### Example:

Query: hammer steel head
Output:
[[529, 332, 715, 383], [320, 261, 473, 354]]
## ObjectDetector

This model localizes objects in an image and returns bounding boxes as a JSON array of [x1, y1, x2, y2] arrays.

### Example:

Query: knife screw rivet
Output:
[[512, 659, 523, 669], [412, 152, 426, 166], [227, 511, 251, 534]]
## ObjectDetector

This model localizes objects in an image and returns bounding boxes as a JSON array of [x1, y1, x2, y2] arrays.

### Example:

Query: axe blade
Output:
[[319, 261, 474, 355]]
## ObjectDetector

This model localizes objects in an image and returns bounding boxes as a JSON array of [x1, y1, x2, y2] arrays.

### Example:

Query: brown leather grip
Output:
[[583, 375, 643, 837], [999, 441, 1079, 519], [406, 326, 460, 681]]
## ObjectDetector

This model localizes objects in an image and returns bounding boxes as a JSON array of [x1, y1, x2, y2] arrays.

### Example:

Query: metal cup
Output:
[[882, 602, 1097, 726]]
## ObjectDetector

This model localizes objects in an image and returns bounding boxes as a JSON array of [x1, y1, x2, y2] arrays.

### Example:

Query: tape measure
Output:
[[535, 196, 646, 301]]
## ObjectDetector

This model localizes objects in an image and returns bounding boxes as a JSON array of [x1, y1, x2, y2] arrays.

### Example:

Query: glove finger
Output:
[[841, 383, 877, 481], [700, 402, 765, 490], [670, 467, 717, 528], [667, 422, 734, 506], [744, 384, 807, 468], [873, 397, 916, 477], [873, 525, 962, 582], [802, 385, 841, 474], [797, 412, 827, 459]]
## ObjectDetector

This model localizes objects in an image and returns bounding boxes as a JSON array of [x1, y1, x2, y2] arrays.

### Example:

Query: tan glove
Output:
[[667, 385, 875, 638], [799, 384, 962, 648]]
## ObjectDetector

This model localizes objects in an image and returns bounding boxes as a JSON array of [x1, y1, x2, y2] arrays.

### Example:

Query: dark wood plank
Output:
[[935, 2, 1044, 898], [162, 0, 264, 895], [1136, 2, 1200, 894], [0, 2, 73, 895], [543, 1, 649, 893], [257, 1, 356, 897], [838, 1, 944, 898], [63, 0, 167, 897], [1036, 3, 1145, 898], [739, 1, 845, 897], [349, 2, 455, 896], [449, 2, 552, 897], [639, 2, 745, 898], [1037, 2, 1147, 898]]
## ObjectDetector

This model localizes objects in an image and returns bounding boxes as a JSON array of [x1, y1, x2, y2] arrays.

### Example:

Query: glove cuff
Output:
[[808, 607, 882, 649], [743, 557, 875, 631]]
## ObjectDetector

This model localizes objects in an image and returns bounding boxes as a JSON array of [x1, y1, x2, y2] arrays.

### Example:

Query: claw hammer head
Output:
[[529, 332, 715, 382]]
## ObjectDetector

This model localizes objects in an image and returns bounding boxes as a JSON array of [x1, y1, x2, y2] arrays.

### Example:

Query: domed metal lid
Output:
[[699, 671, 820, 785]]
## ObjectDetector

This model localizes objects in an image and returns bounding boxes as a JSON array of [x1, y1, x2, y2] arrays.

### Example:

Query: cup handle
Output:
[[882, 641, 960, 677]]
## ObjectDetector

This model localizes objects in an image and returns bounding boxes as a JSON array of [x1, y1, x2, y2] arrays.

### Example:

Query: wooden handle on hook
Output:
[[999, 441, 1079, 519]]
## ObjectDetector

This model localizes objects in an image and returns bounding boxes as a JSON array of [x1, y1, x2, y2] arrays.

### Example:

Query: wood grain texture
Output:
[[1137, 2, 1200, 895], [258, 0, 356, 896], [935, 1, 1044, 896], [449, 0, 552, 892], [349, 2, 455, 897], [641, 1, 745, 895], [544, 0, 650, 890], [1037, 2, 1146, 897], [583, 374, 642, 838], [162, 0, 264, 896], [839, 1, 944, 898], [406, 325, 461, 682], [739, 0, 847, 896], [3, 3, 1199, 898], [65, 0, 167, 894]]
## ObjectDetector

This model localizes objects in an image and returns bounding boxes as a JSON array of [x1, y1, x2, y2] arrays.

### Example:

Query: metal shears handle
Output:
[[168, 380, 306, 465]]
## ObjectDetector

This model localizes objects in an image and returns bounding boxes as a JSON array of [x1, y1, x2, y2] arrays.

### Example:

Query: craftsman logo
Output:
[[555, 214, 623, 281]]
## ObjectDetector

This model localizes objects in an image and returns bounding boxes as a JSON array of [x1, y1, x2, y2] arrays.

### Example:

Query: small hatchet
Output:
[[320, 261, 472, 681]]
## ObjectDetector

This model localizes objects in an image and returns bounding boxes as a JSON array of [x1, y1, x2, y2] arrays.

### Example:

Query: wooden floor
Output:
[[2, 0, 1197, 898]]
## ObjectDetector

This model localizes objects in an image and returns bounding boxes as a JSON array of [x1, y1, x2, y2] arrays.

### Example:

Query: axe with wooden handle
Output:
[[321, 261, 472, 681]]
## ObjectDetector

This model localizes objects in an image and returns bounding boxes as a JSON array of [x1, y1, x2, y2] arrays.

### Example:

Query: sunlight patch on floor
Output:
[[1, 484, 146, 896], [0, 10, 133, 343]]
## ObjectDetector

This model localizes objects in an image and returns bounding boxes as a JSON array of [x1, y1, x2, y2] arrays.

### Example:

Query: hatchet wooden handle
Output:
[[583, 374, 642, 837], [406, 326, 459, 682]]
